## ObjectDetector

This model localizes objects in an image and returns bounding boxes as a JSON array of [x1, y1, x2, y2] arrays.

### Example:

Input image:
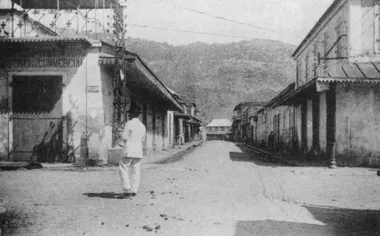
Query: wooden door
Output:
[[12, 75, 64, 162]]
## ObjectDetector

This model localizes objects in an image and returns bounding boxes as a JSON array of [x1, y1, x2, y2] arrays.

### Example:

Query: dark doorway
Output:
[[12, 75, 64, 162]]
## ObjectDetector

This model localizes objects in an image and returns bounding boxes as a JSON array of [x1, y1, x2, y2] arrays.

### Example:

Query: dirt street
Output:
[[1, 141, 380, 235]]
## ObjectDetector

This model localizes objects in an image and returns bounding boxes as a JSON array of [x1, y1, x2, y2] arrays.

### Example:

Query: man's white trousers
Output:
[[119, 157, 141, 193]]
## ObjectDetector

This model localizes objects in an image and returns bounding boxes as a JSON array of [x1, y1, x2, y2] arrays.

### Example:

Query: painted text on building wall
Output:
[[0, 58, 83, 69]]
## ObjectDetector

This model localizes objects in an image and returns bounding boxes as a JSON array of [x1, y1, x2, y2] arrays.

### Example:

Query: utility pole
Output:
[[111, 0, 127, 147]]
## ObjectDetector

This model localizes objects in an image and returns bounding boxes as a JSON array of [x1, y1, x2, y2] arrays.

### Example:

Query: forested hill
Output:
[[125, 37, 296, 124]]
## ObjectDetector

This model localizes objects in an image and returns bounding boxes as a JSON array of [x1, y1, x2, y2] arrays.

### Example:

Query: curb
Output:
[[239, 143, 298, 166], [41, 141, 203, 170], [153, 142, 203, 164]]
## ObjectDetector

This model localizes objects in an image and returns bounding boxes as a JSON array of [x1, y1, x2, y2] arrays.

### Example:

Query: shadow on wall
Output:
[[29, 115, 76, 163], [234, 206, 380, 236], [28, 95, 80, 163]]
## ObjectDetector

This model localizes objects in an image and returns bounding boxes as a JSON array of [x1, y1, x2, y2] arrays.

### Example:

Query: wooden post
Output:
[[326, 83, 337, 168], [312, 92, 320, 153]]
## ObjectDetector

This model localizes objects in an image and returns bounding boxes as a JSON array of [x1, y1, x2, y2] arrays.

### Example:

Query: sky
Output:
[[123, 0, 334, 46], [5, 0, 335, 46]]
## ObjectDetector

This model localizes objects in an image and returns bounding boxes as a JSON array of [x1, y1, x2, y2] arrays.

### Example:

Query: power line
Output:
[[152, 0, 291, 36], [130, 23, 265, 41], [147, 0, 366, 49]]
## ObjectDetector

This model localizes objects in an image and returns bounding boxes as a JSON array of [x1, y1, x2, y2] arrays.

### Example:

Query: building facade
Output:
[[167, 89, 203, 146], [252, 0, 380, 167], [232, 102, 265, 142], [206, 119, 232, 141], [0, 37, 183, 164], [254, 83, 297, 150]]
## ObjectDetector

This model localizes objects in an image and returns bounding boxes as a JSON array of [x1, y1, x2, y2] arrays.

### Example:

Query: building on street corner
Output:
[[245, 0, 380, 167], [0, 3, 184, 164]]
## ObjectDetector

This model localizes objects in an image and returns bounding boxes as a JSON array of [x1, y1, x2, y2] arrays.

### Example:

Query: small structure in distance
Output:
[[206, 119, 232, 141]]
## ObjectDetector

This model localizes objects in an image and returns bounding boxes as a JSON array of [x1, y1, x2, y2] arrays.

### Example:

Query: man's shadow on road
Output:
[[83, 192, 124, 199]]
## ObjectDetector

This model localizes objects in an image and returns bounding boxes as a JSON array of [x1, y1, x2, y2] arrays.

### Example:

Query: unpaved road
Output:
[[1, 141, 380, 235]]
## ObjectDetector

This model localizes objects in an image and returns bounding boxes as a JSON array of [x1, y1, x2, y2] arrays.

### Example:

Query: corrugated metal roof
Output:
[[0, 36, 91, 44], [207, 119, 232, 127]]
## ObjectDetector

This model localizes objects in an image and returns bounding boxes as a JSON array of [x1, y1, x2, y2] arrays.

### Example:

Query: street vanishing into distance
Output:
[[1, 141, 379, 236]]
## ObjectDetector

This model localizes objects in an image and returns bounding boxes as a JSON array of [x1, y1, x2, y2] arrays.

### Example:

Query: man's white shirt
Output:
[[121, 118, 146, 158]]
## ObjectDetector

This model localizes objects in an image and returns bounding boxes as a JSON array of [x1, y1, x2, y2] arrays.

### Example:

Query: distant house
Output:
[[206, 119, 232, 141], [232, 102, 265, 142], [166, 88, 203, 145]]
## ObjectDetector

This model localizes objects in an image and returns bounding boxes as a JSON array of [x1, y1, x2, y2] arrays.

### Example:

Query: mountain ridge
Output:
[[125, 37, 296, 124]]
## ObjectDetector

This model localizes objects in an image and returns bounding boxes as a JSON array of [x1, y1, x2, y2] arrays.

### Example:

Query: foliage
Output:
[[126, 38, 296, 124]]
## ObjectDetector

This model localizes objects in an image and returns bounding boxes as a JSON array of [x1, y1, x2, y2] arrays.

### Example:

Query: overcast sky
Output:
[[23, 0, 334, 46], [123, 0, 334, 46]]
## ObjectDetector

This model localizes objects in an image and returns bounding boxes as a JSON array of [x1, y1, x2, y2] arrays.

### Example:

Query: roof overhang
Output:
[[191, 116, 202, 124], [11, 0, 115, 9], [278, 77, 380, 106], [97, 43, 183, 112], [174, 113, 191, 119], [131, 58, 183, 112], [98, 52, 116, 65], [317, 77, 380, 84], [0, 36, 91, 46]]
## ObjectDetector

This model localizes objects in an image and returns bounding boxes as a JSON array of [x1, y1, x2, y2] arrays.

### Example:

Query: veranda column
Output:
[[179, 118, 184, 145]]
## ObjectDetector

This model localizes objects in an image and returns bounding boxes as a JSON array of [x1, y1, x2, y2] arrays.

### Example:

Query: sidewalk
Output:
[[41, 141, 203, 171], [239, 142, 330, 167], [237, 142, 380, 210]]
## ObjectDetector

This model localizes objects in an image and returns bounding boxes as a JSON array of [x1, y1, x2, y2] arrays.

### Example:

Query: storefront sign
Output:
[[0, 58, 83, 69], [87, 86, 100, 93]]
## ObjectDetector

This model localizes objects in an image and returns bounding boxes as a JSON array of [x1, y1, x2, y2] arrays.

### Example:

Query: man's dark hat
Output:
[[127, 102, 142, 113]]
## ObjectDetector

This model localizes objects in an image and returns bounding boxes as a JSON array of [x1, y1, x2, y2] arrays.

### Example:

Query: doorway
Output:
[[11, 75, 64, 162]]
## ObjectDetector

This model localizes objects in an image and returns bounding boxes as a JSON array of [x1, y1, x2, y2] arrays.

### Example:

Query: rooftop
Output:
[[206, 119, 232, 127]]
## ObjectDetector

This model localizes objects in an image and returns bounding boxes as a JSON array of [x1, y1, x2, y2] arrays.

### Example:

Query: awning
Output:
[[99, 53, 115, 65], [98, 43, 183, 112], [317, 77, 380, 84], [132, 59, 182, 112], [278, 76, 380, 106], [174, 113, 191, 120]]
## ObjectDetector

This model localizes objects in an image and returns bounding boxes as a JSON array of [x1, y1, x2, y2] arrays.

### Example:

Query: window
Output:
[[12, 76, 62, 113]]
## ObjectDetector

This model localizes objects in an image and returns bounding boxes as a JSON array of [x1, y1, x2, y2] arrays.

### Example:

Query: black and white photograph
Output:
[[0, 0, 380, 235]]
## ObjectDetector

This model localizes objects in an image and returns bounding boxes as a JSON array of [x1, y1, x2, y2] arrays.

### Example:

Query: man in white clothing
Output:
[[118, 102, 146, 198]]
